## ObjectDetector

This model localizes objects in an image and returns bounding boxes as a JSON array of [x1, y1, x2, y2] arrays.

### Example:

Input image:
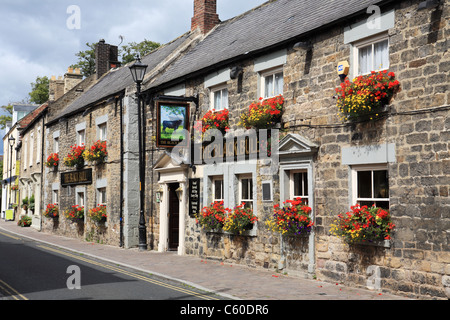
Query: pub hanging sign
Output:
[[61, 168, 93, 187]]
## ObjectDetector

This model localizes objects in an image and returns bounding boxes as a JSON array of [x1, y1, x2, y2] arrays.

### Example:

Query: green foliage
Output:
[[121, 39, 160, 64], [70, 42, 97, 77], [70, 40, 161, 77], [0, 104, 13, 130], [29, 76, 49, 104]]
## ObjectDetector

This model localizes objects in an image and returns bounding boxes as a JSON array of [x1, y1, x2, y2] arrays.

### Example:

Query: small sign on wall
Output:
[[188, 178, 201, 217], [61, 168, 93, 187], [262, 180, 272, 202]]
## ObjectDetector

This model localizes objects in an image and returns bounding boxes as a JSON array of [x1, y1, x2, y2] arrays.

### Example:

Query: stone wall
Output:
[[151, 0, 449, 299], [43, 101, 123, 246]]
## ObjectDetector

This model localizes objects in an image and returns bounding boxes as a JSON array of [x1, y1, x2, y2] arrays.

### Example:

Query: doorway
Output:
[[168, 183, 180, 251]]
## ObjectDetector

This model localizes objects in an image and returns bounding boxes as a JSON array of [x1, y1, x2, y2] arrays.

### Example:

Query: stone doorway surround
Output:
[[278, 133, 319, 274], [153, 152, 188, 255]]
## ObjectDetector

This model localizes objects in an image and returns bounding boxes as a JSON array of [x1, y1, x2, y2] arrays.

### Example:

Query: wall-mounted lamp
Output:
[[230, 66, 243, 79], [417, 0, 440, 10], [337, 60, 350, 82], [156, 187, 163, 203], [293, 41, 312, 51], [175, 186, 183, 202]]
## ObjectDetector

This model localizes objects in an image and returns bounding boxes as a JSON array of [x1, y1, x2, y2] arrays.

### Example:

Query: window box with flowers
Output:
[[88, 204, 107, 224], [18, 215, 32, 227], [11, 184, 18, 191], [83, 140, 107, 165], [45, 153, 59, 169], [336, 71, 400, 122], [22, 197, 29, 211], [64, 144, 86, 168], [43, 203, 59, 219], [194, 109, 229, 141], [65, 205, 84, 223], [266, 197, 314, 236], [330, 204, 395, 247], [239, 95, 284, 129], [223, 203, 258, 235], [195, 201, 229, 232]]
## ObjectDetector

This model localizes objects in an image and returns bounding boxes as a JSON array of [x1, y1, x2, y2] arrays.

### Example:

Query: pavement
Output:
[[0, 219, 411, 301]]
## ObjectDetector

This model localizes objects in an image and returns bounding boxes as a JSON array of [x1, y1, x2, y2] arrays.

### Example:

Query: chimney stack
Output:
[[49, 76, 64, 102], [95, 39, 120, 79], [64, 67, 83, 94], [191, 0, 220, 34]]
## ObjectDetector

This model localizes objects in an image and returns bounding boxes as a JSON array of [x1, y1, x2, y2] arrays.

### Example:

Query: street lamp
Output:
[[129, 55, 148, 251], [8, 136, 15, 209]]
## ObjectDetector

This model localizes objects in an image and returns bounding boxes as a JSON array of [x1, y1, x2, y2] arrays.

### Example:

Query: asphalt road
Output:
[[0, 230, 225, 301]]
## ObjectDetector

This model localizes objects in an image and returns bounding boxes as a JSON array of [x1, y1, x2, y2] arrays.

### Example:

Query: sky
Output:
[[0, 0, 265, 110]]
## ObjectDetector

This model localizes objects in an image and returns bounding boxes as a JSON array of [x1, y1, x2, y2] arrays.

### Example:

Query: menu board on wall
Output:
[[188, 178, 201, 217]]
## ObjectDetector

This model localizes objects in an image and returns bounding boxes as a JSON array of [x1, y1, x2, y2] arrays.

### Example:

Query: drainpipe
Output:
[[39, 112, 46, 231], [119, 96, 124, 248]]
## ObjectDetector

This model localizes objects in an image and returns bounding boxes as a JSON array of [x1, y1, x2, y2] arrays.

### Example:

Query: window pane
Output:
[[264, 75, 273, 98], [77, 192, 84, 206], [214, 180, 223, 200], [274, 72, 284, 95], [99, 123, 107, 141], [293, 173, 303, 196], [214, 90, 221, 109], [357, 171, 372, 198], [373, 170, 389, 199], [293, 172, 308, 197], [241, 179, 249, 200], [358, 45, 372, 74], [222, 89, 228, 109], [374, 40, 389, 71]]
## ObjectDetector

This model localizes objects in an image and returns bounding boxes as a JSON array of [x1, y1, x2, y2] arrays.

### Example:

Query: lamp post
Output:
[[8, 136, 15, 209], [129, 55, 148, 251]]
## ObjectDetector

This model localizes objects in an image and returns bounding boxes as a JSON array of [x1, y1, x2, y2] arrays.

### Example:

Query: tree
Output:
[[120, 39, 161, 64], [0, 104, 13, 130], [70, 42, 97, 77], [29, 76, 49, 104], [70, 40, 161, 77]]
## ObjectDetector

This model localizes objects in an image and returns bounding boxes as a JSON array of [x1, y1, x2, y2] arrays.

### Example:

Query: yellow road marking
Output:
[[0, 231, 21, 241], [38, 245, 218, 300], [0, 279, 28, 300]]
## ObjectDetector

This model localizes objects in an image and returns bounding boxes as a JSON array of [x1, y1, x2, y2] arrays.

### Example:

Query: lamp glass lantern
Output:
[[129, 56, 148, 85], [8, 136, 15, 146]]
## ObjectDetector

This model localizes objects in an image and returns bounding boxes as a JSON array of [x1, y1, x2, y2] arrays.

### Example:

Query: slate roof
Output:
[[51, 0, 385, 122], [50, 33, 192, 123], [148, 0, 384, 89]]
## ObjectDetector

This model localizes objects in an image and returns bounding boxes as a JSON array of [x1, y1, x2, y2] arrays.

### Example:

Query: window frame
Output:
[[76, 190, 85, 207], [211, 176, 224, 203], [351, 164, 390, 209], [97, 187, 107, 206], [260, 66, 284, 99], [52, 190, 59, 205], [239, 174, 254, 209], [98, 122, 107, 141], [353, 32, 389, 77], [209, 83, 229, 111], [289, 170, 309, 204], [77, 129, 85, 146]]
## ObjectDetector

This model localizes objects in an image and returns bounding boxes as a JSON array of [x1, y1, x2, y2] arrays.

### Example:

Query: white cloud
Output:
[[0, 0, 265, 108]]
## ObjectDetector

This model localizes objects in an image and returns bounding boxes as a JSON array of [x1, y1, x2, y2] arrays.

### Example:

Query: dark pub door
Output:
[[168, 183, 180, 251]]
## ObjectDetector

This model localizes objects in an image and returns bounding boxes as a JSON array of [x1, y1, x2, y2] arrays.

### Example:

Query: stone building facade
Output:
[[140, 0, 449, 299], [17, 0, 448, 300]]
